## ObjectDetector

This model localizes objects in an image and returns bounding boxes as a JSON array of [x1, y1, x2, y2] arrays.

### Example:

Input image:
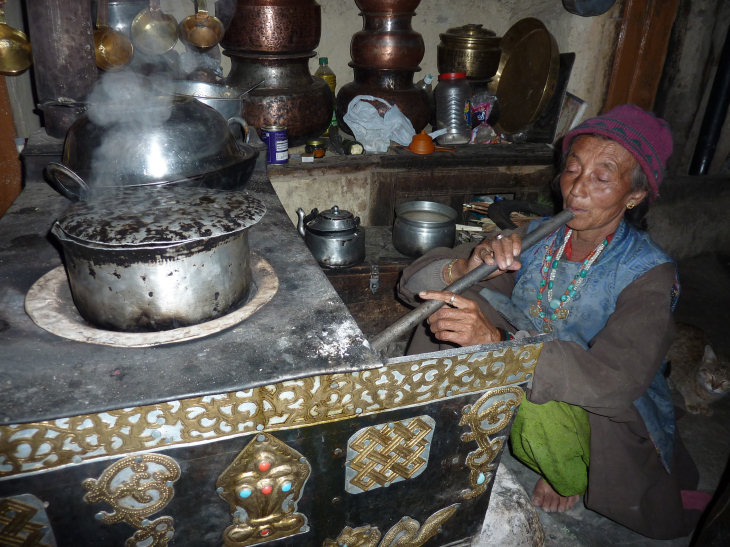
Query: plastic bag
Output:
[[343, 95, 415, 153]]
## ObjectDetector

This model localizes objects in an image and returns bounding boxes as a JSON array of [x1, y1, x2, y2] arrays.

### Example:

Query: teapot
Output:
[[296, 206, 365, 268]]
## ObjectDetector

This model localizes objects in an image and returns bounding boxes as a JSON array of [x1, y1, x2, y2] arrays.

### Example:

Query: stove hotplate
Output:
[[25, 253, 278, 348]]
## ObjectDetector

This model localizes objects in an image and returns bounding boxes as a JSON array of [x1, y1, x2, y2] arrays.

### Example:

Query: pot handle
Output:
[[228, 116, 250, 145], [45, 162, 89, 201]]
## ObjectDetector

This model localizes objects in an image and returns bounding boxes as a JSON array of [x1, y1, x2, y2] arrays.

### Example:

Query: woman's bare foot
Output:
[[531, 478, 581, 512]]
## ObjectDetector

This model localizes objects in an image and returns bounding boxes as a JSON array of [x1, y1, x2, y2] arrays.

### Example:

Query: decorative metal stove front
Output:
[[0, 339, 542, 546]]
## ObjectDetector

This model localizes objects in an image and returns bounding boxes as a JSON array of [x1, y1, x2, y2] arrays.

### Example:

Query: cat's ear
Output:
[[702, 344, 718, 364]]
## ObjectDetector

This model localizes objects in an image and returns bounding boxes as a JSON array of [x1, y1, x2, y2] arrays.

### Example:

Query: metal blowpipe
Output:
[[369, 209, 574, 352]]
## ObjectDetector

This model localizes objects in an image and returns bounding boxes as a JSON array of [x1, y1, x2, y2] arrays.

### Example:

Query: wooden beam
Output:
[[0, 77, 21, 218], [604, 0, 680, 112]]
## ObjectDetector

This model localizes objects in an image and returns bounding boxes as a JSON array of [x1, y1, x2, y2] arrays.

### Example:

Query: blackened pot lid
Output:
[[54, 187, 266, 247]]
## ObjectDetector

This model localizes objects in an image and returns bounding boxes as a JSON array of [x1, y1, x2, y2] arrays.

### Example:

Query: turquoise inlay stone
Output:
[[568, 283, 574, 291], [542, 266, 548, 273], [569, 289, 576, 297], [561, 294, 568, 302], [540, 279, 546, 287], [552, 260, 559, 268], [537, 293, 542, 300], [240, 488, 252, 499], [580, 270, 588, 278], [551, 313, 558, 320], [477, 472, 486, 485], [538, 311, 546, 318], [282, 482, 292, 493], [548, 280, 553, 289], [549, 299, 560, 309]]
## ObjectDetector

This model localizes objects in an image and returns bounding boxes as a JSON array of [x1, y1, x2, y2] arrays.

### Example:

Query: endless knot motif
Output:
[[0, 496, 53, 547], [82, 453, 180, 547], [346, 415, 435, 493]]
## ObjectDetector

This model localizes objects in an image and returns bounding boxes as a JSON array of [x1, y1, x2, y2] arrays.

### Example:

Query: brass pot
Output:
[[222, 0, 321, 54], [437, 24, 501, 80], [350, 12, 424, 70]]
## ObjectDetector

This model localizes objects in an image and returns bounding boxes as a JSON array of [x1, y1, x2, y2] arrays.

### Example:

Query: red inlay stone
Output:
[[261, 484, 273, 495], [258, 461, 271, 472], [260, 529, 271, 536]]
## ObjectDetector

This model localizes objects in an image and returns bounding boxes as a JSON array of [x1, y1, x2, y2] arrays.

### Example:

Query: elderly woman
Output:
[[397, 105, 706, 539]]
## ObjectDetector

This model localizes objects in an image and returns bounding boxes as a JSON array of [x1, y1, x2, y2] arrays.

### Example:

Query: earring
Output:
[[626, 202, 635, 210]]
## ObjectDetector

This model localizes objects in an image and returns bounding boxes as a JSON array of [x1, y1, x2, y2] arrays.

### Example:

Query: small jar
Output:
[[305, 139, 327, 158], [434, 72, 472, 145]]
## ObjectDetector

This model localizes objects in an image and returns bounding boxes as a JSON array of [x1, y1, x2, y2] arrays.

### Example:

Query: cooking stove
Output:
[[1, 148, 544, 547], [0, 158, 380, 426]]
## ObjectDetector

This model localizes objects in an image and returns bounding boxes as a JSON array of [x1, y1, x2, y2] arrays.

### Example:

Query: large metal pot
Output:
[[45, 95, 258, 201], [392, 200, 457, 257], [296, 205, 365, 268], [51, 187, 266, 332], [227, 52, 333, 146]]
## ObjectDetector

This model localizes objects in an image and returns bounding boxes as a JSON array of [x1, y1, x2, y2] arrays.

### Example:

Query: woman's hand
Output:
[[418, 290, 503, 347], [442, 233, 523, 285], [471, 232, 523, 275]]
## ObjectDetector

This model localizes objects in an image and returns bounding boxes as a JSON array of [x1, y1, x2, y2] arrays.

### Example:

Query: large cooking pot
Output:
[[51, 187, 266, 332], [392, 200, 457, 257], [45, 95, 258, 201]]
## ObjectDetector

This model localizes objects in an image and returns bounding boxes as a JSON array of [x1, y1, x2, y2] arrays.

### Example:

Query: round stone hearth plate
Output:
[[25, 253, 278, 348]]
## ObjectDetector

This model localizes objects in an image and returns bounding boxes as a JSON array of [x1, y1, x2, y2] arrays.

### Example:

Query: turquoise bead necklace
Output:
[[530, 228, 609, 333]]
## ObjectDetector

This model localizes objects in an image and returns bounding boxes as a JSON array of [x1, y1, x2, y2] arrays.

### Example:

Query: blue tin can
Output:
[[261, 125, 288, 164]]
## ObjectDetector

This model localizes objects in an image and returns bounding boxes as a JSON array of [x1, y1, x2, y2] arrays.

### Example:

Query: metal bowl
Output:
[[393, 200, 457, 257], [173, 80, 243, 120], [46, 95, 258, 199]]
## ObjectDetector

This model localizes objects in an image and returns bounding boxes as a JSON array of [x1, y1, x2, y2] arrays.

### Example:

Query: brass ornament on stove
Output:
[[323, 503, 460, 547], [0, 342, 542, 478], [0, 494, 56, 547], [82, 454, 181, 547], [217, 433, 311, 546], [345, 415, 435, 494], [459, 386, 524, 499]]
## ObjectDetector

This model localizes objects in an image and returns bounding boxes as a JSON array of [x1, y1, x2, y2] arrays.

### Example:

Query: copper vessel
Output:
[[222, 0, 321, 54], [227, 52, 333, 146], [350, 12, 424, 70], [337, 0, 428, 134], [336, 67, 430, 133], [355, 0, 421, 12]]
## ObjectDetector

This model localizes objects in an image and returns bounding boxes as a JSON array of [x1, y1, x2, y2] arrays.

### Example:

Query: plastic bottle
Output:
[[434, 72, 472, 145], [315, 57, 337, 135]]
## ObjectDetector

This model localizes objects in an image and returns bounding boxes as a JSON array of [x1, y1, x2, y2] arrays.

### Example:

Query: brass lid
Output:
[[439, 24, 499, 49]]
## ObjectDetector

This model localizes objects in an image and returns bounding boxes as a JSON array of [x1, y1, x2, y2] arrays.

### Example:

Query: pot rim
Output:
[[53, 188, 266, 248], [395, 200, 457, 226]]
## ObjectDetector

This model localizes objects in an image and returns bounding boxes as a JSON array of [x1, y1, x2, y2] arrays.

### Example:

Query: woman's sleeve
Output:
[[528, 262, 677, 419]]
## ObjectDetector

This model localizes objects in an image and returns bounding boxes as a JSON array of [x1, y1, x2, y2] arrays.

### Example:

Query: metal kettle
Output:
[[296, 206, 365, 268]]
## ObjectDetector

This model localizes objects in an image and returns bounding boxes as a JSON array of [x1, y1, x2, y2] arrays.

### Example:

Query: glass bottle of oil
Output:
[[315, 57, 337, 136]]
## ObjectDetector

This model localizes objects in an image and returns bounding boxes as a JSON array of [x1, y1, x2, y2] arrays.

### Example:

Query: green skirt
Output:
[[510, 398, 591, 496]]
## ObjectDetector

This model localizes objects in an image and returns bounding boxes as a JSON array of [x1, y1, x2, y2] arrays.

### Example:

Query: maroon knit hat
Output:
[[561, 104, 673, 200]]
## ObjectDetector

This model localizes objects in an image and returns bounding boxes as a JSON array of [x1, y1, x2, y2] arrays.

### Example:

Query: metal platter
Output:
[[488, 18, 560, 135]]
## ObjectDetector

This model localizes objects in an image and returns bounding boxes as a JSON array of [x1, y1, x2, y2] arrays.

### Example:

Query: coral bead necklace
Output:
[[529, 228, 610, 333]]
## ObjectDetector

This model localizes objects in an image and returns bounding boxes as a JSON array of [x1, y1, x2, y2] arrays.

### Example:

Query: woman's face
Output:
[[560, 135, 647, 236]]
